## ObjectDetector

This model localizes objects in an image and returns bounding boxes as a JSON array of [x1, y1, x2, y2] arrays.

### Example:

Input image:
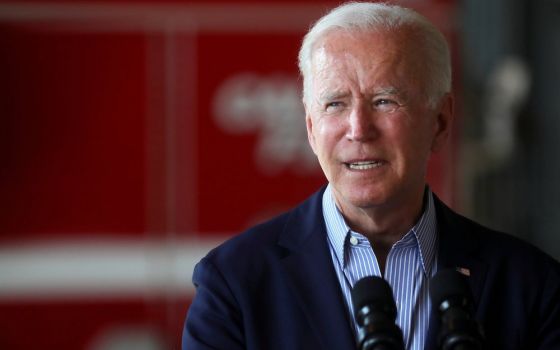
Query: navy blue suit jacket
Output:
[[183, 187, 560, 349]]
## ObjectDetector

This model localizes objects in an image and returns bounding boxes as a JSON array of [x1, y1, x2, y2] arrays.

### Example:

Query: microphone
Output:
[[430, 269, 484, 350], [351, 276, 405, 350]]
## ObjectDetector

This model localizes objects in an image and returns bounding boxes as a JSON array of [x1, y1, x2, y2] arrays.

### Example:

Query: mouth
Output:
[[345, 160, 384, 170]]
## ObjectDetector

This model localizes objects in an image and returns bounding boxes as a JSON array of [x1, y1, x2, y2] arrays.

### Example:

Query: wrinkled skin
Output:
[[305, 28, 453, 243]]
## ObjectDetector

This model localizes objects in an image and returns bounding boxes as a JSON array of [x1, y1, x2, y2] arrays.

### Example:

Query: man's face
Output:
[[305, 29, 452, 213]]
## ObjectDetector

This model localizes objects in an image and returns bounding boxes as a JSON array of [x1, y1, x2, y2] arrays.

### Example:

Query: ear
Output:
[[431, 93, 454, 153], [304, 101, 318, 155]]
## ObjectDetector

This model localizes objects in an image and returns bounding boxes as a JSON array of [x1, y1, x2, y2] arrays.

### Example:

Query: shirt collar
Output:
[[322, 185, 350, 269], [322, 184, 438, 276]]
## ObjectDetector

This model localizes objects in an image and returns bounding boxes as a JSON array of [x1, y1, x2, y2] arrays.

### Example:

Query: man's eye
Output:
[[374, 99, 394, 106], [373, 99, 399, 112], [325, 102, 344, 111]]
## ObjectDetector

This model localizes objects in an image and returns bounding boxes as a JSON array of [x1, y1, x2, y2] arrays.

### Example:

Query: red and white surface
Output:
[[0, 1, 457, 349]]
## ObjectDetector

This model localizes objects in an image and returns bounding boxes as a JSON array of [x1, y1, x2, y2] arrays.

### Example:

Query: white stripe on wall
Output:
[[0, 237, 227, 300]]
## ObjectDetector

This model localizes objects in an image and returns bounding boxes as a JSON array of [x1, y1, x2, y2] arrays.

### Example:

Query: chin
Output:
[[351, 195, 389, 209], [339, 186, 391, 209]]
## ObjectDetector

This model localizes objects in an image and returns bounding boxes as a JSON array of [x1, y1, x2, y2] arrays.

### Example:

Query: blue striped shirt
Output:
[[322, 184, 438, 350]]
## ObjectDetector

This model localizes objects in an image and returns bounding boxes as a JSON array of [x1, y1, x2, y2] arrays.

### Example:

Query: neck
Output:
[[336, 187, 426, 248], [337, 186, 426, 274]]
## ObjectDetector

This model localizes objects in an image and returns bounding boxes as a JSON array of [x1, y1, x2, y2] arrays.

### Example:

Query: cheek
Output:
[[406, 129, 436, 167], [314, 118, 345, 149], [386, 119, 432, 161]]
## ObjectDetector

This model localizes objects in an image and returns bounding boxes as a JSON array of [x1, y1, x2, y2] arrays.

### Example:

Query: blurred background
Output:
[[0, 0, 558, 349]]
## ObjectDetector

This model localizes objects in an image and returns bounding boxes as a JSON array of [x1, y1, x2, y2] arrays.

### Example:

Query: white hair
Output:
[[298, 2, 451, 108]]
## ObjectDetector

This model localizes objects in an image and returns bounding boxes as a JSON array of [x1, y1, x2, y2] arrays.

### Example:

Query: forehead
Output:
[[309, 28, 422, 94], [317, 28, 403, 54], [311, 28, 416, 70]]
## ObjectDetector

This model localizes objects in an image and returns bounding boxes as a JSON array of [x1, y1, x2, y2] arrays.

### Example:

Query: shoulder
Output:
[[435, 195, 560, 276], [204, 210, 291, 267], [200, 186, 326, 273], [435, 199, 560, 348]]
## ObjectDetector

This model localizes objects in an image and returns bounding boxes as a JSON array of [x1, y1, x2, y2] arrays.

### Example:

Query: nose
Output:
[[346, 102, 377, 142]]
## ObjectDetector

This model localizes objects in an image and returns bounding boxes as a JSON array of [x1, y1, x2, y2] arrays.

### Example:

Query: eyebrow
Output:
[[319, 90, 350, 102], [373, 86, 401, 96], [317, 86, 404, 103]]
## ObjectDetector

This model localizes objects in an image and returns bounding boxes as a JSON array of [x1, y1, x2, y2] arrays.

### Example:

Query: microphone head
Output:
[[430, 269, 472, 312], [351, 276, 397, 320], [430, 269, 484, 349], [351, 276, 404, 350]]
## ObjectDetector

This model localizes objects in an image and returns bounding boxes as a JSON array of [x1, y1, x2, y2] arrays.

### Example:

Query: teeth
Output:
[[348, 161, 382, 170]]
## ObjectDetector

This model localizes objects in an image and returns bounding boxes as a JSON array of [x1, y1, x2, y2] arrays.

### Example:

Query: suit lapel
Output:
[[425, 196, 488, 350], [277, 191, 490, 349], [278, 188, 356, 350]]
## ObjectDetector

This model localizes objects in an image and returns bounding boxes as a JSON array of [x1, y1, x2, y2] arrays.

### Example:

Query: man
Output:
[[183, 3, 560, 349]]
